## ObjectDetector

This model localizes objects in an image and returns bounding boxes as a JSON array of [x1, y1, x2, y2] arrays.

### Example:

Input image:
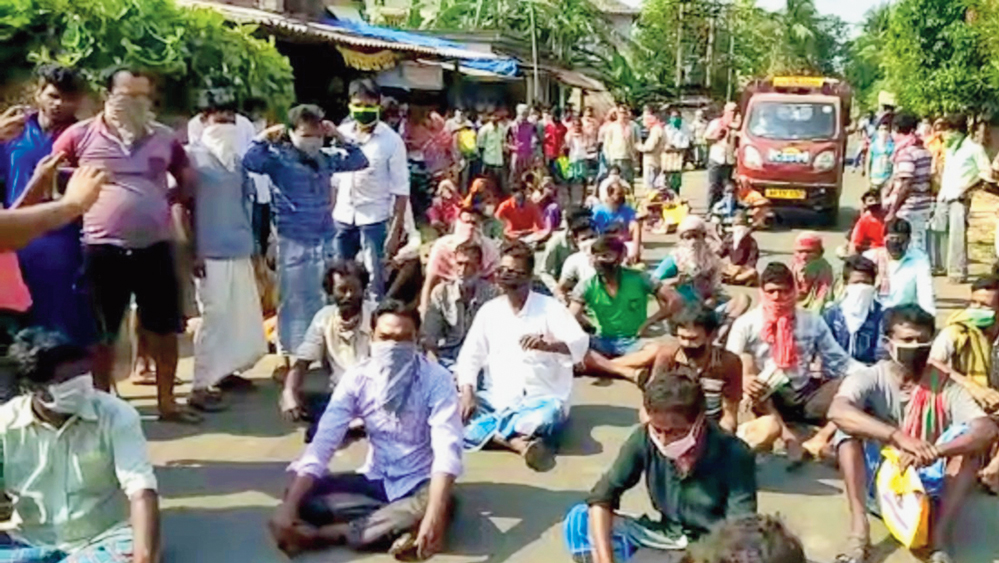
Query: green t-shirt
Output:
[[572, 267, 659, 338]]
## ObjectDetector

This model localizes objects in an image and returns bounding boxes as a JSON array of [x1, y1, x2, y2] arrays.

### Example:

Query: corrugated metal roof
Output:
[[178, 0, 506, 60]]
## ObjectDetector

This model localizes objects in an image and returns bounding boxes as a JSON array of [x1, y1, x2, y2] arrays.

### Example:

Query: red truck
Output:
[[736, 76, 852, 225]]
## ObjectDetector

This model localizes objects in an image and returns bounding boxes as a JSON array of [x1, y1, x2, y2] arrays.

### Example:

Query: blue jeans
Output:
[[333, 220, 388, 300], [590, 335, 643, 358], [277, 236, 333, 356]]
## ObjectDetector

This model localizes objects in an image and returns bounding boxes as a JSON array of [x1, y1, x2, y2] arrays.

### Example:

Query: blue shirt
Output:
[[242, 140, 368, 243], [592, 203, 637, 237], [651, 255, 700, 304], [0, 114, 95, 345], [822, 301, 884, 365]]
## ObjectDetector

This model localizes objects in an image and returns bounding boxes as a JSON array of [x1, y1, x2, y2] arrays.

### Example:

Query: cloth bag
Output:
[[875, 446, 930, 549]]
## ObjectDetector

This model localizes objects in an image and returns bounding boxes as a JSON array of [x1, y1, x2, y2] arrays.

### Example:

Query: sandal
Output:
[[158, 407, 204, 425], [388, 531, 419, 561], [834, 533, 869, 563], [927, 550, 954, 563], [188, 391, 228, 413], [217, 374, 256, 392]]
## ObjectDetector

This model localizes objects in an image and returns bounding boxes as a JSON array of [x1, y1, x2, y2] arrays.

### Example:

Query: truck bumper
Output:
[[739, 178, 840, 212]]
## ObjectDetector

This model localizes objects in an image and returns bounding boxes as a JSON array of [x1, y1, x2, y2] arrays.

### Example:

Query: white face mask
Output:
[[484, 204, 496, 216], [840, 283, 877, 334], [649, 418, 701, 460], [201, 123, 239, 171], [40, 374, 95, 415], [290, 132, 323, 158]]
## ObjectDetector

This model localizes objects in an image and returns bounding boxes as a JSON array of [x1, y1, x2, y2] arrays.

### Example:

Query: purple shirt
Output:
[[509, 121, 537, 157], [542, 201, 561, 232], [288, 354, 463, 501], [54, 117, 188, 248]]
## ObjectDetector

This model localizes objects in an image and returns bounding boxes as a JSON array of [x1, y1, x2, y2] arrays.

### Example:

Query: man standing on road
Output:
[[884, 113, 934, 253], [828, 305, 998, 563], [704, 103, 739, 208], [335, 79, 410, 301], [601, 105, 638, 186], [933, 113, 993, 283], [53, 67, 198, 423], [636, 110, 664, 192], [243, 104, 369, 380], [477, 111, 506, 193], [0, 65, 95, 348]]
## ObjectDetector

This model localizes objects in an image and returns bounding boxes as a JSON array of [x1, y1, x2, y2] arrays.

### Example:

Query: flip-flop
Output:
[[217, 374, 256, 392], [834, 533, 869, 563], [188, 393, 228, 413], [158, 408, 204, 425], [388, 532, 419, 561]]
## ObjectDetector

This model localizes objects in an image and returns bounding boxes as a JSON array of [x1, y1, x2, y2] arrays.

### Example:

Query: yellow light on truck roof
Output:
[[772, 76, 827, 87]]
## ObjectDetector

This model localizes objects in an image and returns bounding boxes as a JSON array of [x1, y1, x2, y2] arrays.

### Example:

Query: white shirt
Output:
[[333, 121, 410, 226], [559, 251, 596, 292], [455, 292, 588, 412], [938, 138, 992, 202], [705, 118, 736, 165], [188, 113, 271, 204]]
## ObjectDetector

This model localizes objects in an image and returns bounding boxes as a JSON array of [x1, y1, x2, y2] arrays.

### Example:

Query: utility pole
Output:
[[529, 0, 540, 105], [726, 29, 735, 101], [675, 2, 684, 91]]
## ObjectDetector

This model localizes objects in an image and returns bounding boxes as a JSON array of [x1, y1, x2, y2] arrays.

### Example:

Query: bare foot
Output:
[[802, 435, 829, 460]]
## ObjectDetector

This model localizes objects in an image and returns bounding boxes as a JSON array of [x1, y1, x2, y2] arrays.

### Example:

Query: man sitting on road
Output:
[[0, 329, 160, 563], [828, 305, 998, 563], [562, 374, 757, 563], [569, 236, 678, 384], [864, 218, 936, 315], [847, 189, 886, 256], [423, 240, 499, 369], [823, 255, 885, 366], [495, 181, 545, 243], [270, 301, 462, 561], [592, 182, 642, 264], [727, 263, 862, 461], [456, 240, 588, 471], [555, 228, 598, 304], [647, 307, 743, 433], [539, 209, 594, 297], [278, 261, 372, 435], [928, 276, 999, 493], [420, 206, 500, 315]]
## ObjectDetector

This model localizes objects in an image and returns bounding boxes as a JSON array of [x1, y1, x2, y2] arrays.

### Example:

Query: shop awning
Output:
[[178, 0, 518, 74]]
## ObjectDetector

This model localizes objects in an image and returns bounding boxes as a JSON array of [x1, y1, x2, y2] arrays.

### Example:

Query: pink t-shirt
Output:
[[426, 234, 501, 281], [0, 252, 31, 312], [53, 116, 188, 249]]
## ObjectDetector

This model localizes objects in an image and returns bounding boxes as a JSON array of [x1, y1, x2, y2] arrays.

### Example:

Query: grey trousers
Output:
[[300, 473, 432, 549], [932, 199, 969, 280]]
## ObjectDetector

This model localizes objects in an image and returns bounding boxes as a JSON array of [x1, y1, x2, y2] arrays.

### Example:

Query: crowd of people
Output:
[[0, 62, 997, 563]]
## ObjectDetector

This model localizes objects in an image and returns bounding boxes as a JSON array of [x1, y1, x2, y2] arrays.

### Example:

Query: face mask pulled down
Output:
[[40, 374, 95, 415], [649, 416, 703, 460]]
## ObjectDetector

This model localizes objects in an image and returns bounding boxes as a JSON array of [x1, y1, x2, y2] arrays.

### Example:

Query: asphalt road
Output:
[[125, 167, 999, 563]]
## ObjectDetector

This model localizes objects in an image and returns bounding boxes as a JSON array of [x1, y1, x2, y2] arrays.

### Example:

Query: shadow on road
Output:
[[559, 404, 639, 456], [755, 456, 842, 496]]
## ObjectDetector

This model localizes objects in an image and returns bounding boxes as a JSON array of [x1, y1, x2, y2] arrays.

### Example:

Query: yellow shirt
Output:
[[0, 393, 157, 551]]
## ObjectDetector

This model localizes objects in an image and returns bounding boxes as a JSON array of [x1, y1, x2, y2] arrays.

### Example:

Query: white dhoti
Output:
[[194, 258, 268, 389]]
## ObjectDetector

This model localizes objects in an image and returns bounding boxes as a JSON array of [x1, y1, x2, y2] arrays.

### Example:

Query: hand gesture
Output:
[[322, 120, 346, 144], [890, 430, 939, 467], [279, 388, 306, 422], [520, 333, 548, 352], [20, 152, 65, 204], [414, 503, 448, 560], [460, 387, 477, 424], [0, 105, 28, 142], [260, 124, 287, 143], [63, 166, 108, 213], [744, 378, 768, 404]]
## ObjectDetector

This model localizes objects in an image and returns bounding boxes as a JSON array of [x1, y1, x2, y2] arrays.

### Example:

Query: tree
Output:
[[843, 4, 891, 112], [883, 0, 994, 116], [0, 0, 295, 115]]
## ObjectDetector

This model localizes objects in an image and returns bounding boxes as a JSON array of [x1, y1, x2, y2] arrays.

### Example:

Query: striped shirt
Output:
[[892, 139, 934, 215]]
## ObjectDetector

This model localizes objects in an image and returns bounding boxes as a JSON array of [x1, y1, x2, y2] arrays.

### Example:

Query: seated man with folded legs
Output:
[[456, 240, 589, 471], [279, 261, 373, 441], [927, 275, 999, 493], [269, 300, 463, 561], [727, 263, 862, 462], [562, 374, 757, 563], [0, 329, 160, 563], [422, 240, 499, 369], [828, 304, 998, 563], [568, 235, 679, 384]]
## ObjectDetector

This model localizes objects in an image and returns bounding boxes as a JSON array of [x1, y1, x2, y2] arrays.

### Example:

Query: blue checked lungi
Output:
[[463, 395, 567, 451], [276, 236, 334, 356], [562, 503, 687, 563], [0, 527, 132, 563]]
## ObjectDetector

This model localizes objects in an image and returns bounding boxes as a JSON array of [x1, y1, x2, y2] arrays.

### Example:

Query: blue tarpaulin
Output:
[[322, 18, 519, 77]]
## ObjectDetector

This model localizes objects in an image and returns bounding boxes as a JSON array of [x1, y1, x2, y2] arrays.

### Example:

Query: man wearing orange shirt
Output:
[[495, 183, 545, 243]]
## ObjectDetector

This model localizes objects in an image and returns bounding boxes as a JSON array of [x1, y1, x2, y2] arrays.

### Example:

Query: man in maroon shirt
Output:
[[53, 67, 200, 423]]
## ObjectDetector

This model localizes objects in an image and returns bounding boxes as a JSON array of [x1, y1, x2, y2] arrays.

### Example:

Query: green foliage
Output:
[[0, 0, 294, 115], [882, 0, 993, 116], [843, 4, 891, 113]]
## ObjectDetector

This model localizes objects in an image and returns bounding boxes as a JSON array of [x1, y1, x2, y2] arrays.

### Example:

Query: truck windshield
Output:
[[747, 102, 837, 140]]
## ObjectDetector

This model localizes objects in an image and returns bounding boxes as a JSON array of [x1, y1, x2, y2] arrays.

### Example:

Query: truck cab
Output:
[[737, 77, 851, 225]]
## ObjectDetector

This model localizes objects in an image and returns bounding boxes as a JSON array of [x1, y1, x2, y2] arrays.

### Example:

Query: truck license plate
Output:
[[765, 188, 806, 200]]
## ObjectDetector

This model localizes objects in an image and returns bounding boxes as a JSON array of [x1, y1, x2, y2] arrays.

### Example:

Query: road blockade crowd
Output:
[[0, 63, 997, 563]]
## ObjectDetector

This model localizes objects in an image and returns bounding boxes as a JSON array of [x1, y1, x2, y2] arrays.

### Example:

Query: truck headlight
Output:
[[743, 146, 763, 170], [813, 150, 836, 171]]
